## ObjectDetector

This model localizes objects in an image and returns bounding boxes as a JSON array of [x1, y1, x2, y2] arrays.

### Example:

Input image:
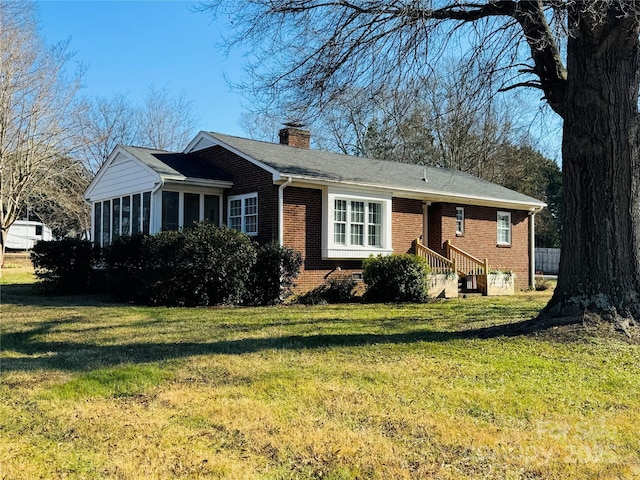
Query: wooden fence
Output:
[[535, 248, 560, 275]]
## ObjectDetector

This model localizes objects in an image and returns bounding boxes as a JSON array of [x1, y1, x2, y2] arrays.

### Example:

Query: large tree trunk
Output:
[[545, 10, 640, 324]]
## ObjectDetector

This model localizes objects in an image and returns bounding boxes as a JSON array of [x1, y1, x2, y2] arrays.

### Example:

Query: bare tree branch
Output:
[[0, 1, 85, 267]]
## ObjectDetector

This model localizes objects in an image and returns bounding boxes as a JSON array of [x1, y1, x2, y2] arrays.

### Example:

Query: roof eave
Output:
[[185, 131, 283, 181], [276, 176, 546, 212], [161, 176, 234, 188]]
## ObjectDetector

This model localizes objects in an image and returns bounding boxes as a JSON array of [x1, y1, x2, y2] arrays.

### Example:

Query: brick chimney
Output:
[[279, 124, 310, 149]]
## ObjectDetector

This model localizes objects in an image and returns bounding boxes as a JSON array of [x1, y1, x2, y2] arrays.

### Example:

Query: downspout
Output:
[[278, 177, 293, 246], [422, 202, 431, 247], [84, 197, 93, 243], [529, 210, 536, 290], [150, 179, 164, 234]]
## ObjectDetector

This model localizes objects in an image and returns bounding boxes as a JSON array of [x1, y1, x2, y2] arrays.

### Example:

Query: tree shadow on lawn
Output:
[[1, 314, 580, 374], [0, 283, 114, 307]]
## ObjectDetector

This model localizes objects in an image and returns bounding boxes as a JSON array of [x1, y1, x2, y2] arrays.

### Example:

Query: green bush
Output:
[[178, 223, 257, 306], [36, 223, 303, 307], [245, 242, 302, 305], [362, 254, 430, 303], [31, 238, 99, 294], [103, 224, 257, 306], [296, 275, 358, 305], [103, 234, 151, 303]]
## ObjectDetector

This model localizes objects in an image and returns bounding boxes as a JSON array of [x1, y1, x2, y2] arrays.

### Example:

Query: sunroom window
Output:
[[161, 191, 223, 231], [93, 191, 151, 247]]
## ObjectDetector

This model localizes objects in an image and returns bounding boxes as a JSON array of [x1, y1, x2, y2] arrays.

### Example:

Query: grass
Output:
[[1, 267, 640, 479]]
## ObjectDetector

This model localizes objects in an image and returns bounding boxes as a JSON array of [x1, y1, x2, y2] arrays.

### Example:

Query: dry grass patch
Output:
[[2, 269, 640, 479]]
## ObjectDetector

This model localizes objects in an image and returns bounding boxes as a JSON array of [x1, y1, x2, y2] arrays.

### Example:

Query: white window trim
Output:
[[497, 210, 512, 245], [158, 190, 223, 232], [323, 189, 393, 259], [93, 191, 152, 247], [227, 192, 258, 236], [456, 207, 465, 235]]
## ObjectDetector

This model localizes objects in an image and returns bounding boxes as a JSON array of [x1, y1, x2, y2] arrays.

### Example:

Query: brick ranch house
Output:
[[84, 127, 546, 296]]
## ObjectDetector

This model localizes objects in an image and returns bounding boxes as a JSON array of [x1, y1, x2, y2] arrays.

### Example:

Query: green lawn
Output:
[[1, 267, 639, 479]]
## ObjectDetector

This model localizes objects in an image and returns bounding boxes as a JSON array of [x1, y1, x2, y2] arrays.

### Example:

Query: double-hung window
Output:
[[497, 211, 511, 245], [456, 207, 465, 235], [334, 200, 347, 244], [228, 193, 258, 235], [368, 202, 382, 247], [350, 201, 365, 246]]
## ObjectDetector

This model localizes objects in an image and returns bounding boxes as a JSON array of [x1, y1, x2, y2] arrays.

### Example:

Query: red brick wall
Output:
[[191, 145, 532, 292], [193, 146, 278, 244], [283, 186, 362, 292], [392, 198, 424, 254], [429, 203, 531, 290]]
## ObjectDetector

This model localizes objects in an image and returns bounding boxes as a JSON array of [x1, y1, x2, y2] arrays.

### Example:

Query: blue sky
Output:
[[35, 1, 562, 161], [36, 0, 248, 139]]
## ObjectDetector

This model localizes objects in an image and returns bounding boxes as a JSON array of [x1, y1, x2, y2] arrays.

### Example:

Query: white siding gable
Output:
[[184, 133, 215, 152], [85, 150, 160, 202]]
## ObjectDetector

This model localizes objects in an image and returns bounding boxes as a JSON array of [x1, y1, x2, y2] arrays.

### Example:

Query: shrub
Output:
[[178, 223, 257, 306], [31, 238, 99, 294], [362, 254, 430, 303], [535, 279, 551, 291], [103, 234, 152, 303], [245, 242, 302, 305], [296, 275, 358, 305], [103, 224, 257, 306]]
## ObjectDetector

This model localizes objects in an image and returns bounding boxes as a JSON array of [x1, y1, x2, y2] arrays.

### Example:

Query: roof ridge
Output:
[[124, 144, 172, 153]]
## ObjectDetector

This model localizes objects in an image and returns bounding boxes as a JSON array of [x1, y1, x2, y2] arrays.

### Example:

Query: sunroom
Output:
[[84, 145, 233, 247]]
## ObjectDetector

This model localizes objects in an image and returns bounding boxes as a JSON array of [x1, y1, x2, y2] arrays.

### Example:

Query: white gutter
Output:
[[268, 175, 546, 212], [278, 177, 293, 246]]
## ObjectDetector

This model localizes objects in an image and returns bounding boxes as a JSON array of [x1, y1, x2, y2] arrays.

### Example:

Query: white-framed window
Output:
[[350, 201, 365, 246], [325, 191, 392, 258], [368, 202, 382, 247], [228, 193, 258, 235], [497, 211, 511, 245], [332, 199, 382, 248], [93, 191, 152, 247], [161, 191, 221, 231], [456, 207, 465, 235], [334, 199, 347, 244]]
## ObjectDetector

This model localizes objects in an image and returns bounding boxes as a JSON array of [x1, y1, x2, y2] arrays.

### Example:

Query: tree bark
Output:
[[545, 9, 640, 322], [0, 227, 7, 270]]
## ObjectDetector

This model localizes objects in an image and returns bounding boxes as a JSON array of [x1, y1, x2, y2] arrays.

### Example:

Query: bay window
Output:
[[325, 191, 392, 258]]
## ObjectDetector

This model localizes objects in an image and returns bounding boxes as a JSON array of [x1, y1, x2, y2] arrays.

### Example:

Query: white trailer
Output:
[[5, 220, 53, 250]]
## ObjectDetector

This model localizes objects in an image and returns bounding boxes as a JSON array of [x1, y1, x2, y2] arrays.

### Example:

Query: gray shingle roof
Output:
[[206, 132, 546, 210], [122, 145, 233, 182]]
